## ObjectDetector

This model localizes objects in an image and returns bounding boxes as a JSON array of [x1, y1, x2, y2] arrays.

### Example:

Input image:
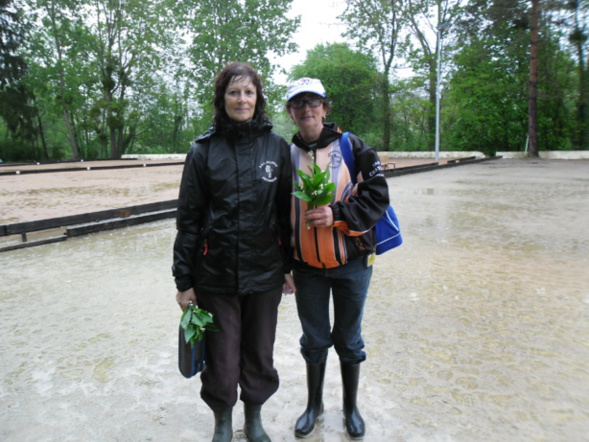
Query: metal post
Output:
[[435, 23, 451, 164], [435, 32, 442, 163]]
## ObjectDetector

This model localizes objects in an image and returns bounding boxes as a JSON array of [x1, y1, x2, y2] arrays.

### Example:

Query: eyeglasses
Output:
[[288, 97, 323, 109]]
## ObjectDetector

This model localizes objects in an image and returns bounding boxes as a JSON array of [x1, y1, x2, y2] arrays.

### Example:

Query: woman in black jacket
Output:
[[173, 62, 295, 442]]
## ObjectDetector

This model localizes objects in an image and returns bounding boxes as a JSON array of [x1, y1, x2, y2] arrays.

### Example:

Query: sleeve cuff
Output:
[[330, 204, 342, 222], [175, 278, 193, 292]]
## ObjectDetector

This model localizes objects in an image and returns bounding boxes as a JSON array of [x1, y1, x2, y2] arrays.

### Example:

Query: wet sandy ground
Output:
[[1, 159, 588, 441]]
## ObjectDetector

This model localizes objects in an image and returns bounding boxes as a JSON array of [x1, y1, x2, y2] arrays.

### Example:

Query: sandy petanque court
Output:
[[0, 158, 445, 225], [1, 158, 588, 441], [0, 160, 185, 225]]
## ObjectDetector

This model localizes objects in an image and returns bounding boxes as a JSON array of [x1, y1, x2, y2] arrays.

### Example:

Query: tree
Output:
[[401, 0, 465, 150], [528, 0, 540, 157], [87, 0, 180, 158], [445, 1, 531, 155], [175, 0, 299, 127], [563, 0, 588, 149], [0, 0, 23, 88], [37, 0, 86, 159], [24, 0, 180, 159], [445, 0, 577, 155], [391, 76, 432, 151], [340, 0, 407, 151], [445, 37, 528, 155], [131, 80, 195, 154], [290, 43, 381, 144], [0, 0, 39, 157]]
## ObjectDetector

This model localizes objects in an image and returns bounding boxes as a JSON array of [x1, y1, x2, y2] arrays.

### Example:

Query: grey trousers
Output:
[[197, 287, 282, 412]]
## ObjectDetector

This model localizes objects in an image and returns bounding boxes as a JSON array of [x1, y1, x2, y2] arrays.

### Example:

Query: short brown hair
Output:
[[213, 62, 267, 125]]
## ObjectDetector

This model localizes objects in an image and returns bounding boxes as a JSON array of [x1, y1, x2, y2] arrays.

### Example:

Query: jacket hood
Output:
[[291, 122, 341, 153], [195, 115, 273, 144]]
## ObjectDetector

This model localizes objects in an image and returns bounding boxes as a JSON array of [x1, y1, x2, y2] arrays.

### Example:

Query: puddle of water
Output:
[[1, 159, 588, 441]]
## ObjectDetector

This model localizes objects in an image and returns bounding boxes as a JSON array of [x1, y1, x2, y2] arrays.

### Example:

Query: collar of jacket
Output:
[[194, 115, 273, 144], [291, 122, 341, 153]]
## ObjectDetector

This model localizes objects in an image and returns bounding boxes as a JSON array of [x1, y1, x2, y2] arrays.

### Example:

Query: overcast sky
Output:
[[274, 0, 347, 85]]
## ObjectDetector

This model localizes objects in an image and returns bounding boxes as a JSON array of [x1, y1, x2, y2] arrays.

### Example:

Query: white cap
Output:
[[285, 78, 326, 101]]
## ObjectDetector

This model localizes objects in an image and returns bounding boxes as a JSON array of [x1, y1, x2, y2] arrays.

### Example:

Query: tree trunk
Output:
[[109, 126, 119, 159], [32, 96, 49, 159], [62, 108, 80, 160], [48, 1, 80, 160], [527, 0, 540, 157]]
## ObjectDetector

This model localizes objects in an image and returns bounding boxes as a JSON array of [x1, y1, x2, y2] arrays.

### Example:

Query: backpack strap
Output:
[[339, 132, 357, 184]]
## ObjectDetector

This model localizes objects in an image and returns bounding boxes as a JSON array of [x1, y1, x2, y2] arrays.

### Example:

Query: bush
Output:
[[0, 139, 39, 162]]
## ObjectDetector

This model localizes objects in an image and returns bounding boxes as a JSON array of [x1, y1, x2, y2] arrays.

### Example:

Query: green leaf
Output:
[[180, 305, 218, 343], [296, 169, 309, 179], [180, 308, 192, 329], [292, 191, 312, 202], [184, 326, 197, 344], [314, 194, 333, 206], [293, 162, 335, 209]]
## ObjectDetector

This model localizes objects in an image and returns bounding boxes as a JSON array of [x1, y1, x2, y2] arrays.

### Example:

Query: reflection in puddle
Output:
[[412, 187, 441, 195]]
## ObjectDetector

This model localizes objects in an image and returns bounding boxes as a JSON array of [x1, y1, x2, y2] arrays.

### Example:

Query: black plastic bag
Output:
[[178, 326, 205, 378]]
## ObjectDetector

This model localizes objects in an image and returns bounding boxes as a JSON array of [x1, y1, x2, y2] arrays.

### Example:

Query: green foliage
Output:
[[180, 305, 218, 345], [390, 79, 432, 151], [271, 110, 297, 143], [445, 2, 579, 155], [7, 0, 299, 158], [0, 137, 36, 161], [175, 0, 299, 113], [128, 83, 195, 154], [445, 35, 528, 155], [291, 43, 381, 138], [536, 25, 577, 151], [397, 0, 464, 150], [339, 0, 407, 151], [3, 0, 585, 159], [20, 0, 189, 159], [0, 0, 40, 149], [293, 163, 336, 209], [0, 0, 27, 88]]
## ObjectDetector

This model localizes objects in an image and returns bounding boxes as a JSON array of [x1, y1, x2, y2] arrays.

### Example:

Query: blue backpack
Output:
[[339, 132, 403, 255]]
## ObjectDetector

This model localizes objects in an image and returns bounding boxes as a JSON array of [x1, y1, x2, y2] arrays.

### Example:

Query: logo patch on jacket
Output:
[[259, 161, 278, 182], [329, 150, 342, 169]]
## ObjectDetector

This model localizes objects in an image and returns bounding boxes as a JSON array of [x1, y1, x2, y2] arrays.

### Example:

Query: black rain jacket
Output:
[[172, 118, 292, 295]]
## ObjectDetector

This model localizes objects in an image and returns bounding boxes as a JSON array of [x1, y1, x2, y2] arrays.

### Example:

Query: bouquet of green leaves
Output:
[[180, 303, 219, 345], [293, 163, 336, 228]]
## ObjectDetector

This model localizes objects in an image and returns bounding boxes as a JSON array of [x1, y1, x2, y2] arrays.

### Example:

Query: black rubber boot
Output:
[[244, 403, 271, 442], [340, 362, 365, 440], [212, 407, 233, 442], [295, 362, 326, 438]]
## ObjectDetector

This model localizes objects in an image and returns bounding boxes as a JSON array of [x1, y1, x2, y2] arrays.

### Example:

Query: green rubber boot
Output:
[[244, 403, 271, 442], [212, 407, 233, 442]]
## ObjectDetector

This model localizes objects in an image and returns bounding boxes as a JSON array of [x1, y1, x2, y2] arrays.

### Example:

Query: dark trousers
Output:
[[197, 287, 282, 412]]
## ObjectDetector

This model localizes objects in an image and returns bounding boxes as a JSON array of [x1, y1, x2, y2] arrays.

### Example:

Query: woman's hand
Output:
[[283, 273, 296, 295], [176, 288, 197, 311], [305, 206, 334, 228]]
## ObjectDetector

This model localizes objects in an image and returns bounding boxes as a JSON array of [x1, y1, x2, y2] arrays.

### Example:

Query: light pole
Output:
[[435, 23, 451, 164]]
